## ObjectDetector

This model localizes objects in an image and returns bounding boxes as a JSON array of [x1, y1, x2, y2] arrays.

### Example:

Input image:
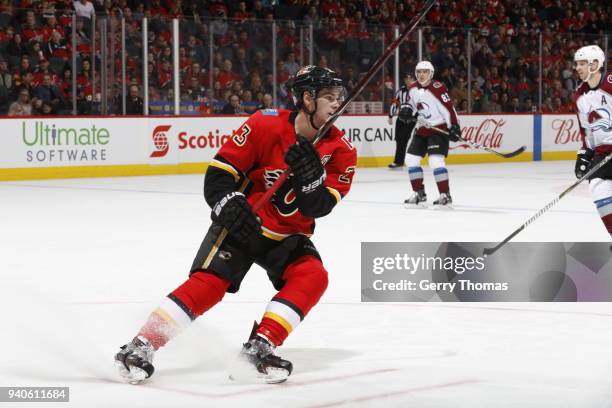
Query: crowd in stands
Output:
[[0, 0, 609, 116]]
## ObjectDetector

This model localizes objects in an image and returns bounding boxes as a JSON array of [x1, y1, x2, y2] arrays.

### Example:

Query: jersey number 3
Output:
[[232, 124, 251, 146]]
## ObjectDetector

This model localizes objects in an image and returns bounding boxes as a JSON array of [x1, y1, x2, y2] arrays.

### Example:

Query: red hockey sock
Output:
[[603, 213, 612, 235], [408, 166, 424, 191], [433, 167, 450, 194], [138, 272, 230, 350], [256, 256, 328, 346]]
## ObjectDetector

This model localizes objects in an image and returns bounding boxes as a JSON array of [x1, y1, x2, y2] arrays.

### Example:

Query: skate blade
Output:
[[433, 203, 454, 210], [115, 361, 148, 385], [404, 202, 428, 209], [228, 363, 289, 384]]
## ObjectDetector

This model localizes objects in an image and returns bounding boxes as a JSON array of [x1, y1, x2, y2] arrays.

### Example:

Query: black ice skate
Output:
[[433, 192, 453, 209], [115, 336, 155, 384], [404, 189, 427, 208], [388, 163, 404, 169], [232, 323, 293, 384]]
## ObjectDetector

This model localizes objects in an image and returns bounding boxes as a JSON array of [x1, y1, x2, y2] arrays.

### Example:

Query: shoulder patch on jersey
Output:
[[261, 109, 279, 116], [607, 74, 612, 84], [433, 81, 443, 88]]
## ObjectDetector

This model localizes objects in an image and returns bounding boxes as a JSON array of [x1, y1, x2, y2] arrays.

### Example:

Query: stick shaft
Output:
[[484, 153, 612, 255]]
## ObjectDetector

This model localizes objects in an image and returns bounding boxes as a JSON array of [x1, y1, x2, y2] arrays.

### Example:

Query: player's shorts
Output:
[[588, 154, 612, 181], [190, 223, 321, 293], [407, 133, 449, 157]]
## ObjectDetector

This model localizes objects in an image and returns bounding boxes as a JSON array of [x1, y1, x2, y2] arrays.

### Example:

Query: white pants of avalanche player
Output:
[[589, 178, 612, 238]]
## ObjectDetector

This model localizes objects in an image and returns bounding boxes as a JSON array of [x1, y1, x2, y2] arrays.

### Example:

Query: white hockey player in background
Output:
[[404, 60, 461, 209], [573, 45, 612, 238]]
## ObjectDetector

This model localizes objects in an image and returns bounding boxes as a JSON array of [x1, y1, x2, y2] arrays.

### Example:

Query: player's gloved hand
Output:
[[285, 135, 325, 193], [398, 107, 416, 124], [448, 124, 461, 142], [574, 148, 594, 179], [211, 191, 261, 243], [416, 115, 431, 128]]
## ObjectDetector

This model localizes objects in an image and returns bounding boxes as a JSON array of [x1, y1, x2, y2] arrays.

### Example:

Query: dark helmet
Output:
[[289, 65, 344, 108]]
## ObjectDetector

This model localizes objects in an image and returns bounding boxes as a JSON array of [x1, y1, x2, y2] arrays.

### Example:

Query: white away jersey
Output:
[[573, 72, 612, 155], [407, 80, 459, 136]]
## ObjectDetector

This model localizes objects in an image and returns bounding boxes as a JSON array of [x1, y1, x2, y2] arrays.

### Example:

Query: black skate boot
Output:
[[404, 189, 427, 208], [388, 162, 404, 169], [433, 192, 453, 209], [232, 322, 292, 384], [115, 336, 155, 384]]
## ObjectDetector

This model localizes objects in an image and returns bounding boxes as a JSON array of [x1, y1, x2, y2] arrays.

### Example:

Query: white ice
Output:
[[1, 160, 611, 408]]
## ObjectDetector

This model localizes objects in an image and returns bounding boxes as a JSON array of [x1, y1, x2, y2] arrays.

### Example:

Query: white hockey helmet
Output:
[[415, 60, 435, 85], [574, 45, 605, 80]]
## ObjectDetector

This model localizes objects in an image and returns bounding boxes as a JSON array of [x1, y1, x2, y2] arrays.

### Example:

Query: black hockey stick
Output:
[[251, 0, 438, 212], [202, 0, 438, 268], [483, 152, 612, 256], [420, 118, 527, 159]]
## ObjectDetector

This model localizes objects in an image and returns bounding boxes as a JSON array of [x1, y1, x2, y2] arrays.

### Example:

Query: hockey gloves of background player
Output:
[[285, 135, 326, 193], [448, 124, 461, 142], [397, 107, 417, 125], [575, 148, 594, 179], [212, 192, 261, 243]]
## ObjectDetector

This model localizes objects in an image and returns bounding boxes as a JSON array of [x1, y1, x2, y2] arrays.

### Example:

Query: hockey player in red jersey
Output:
[[572, 45, 612, 238], [115, 66, 357, 384], [403, 60, 461, 209]]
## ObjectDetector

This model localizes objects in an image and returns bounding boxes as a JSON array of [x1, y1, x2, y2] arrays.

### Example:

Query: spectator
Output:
[[45, 30, 69, 59], [8, 88, 32, 116], [257, 92, 274, 110], [222, 93, 243, 114], [6, 33, 25, 58], [126, 85, 144, 115], [34, 73, 65, 111], [74, 0, 95, 20]]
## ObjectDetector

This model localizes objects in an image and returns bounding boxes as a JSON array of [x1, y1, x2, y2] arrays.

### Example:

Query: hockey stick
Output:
[[201, 0, 438, 267], [251, 0, 437, 213], [419, 117, 526, 159], [482, 152, 612, 256]]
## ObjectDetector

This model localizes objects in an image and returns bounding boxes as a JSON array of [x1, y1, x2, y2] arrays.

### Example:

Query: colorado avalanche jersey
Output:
[[407, 80, 459, 137], [210, 109, 357, 240], [573, 72, 612, 155]]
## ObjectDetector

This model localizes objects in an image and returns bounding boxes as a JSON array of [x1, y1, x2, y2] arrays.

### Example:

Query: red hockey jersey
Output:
[[211, 109, 357, 240]]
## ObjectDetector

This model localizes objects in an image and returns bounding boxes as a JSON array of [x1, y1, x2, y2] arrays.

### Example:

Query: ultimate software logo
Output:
[[150, 125, 171, 157]]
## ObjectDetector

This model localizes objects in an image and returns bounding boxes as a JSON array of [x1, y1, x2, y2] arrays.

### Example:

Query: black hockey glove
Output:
[[398, 107, 416, 124], [284, 135, 325, 193], [448, 124, 461, 142], [574, 148, 594, 179], [211, 191, 261, 243]]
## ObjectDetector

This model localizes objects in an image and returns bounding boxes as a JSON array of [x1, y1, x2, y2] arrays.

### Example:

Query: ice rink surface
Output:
[[2, 160, 612, 407]]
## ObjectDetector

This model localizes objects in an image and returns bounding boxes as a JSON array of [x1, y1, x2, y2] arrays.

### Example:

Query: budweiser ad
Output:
[[541, 114, 583, 152]]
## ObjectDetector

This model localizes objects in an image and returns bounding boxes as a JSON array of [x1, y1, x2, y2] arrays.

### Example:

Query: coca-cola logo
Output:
[[451, 119, 505, 150], [551, 119, 581, 145]]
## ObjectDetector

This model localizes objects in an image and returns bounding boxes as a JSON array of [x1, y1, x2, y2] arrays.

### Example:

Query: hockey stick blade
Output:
[[499, 145, 526, 159], [483, 152, 612, 256], [426, 122, 526, 159]]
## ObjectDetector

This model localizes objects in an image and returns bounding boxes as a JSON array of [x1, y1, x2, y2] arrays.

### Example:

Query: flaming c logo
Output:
[[150, 125, 171, 158]]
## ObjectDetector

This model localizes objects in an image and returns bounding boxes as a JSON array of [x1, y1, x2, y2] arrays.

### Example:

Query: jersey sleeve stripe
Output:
[[209, 159, 240, 181], [326, 186, 342, 203]]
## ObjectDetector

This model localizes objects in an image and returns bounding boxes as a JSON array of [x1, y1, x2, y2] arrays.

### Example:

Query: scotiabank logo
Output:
[[178, 130, 231, 149], [150, 125, 171, 158]]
